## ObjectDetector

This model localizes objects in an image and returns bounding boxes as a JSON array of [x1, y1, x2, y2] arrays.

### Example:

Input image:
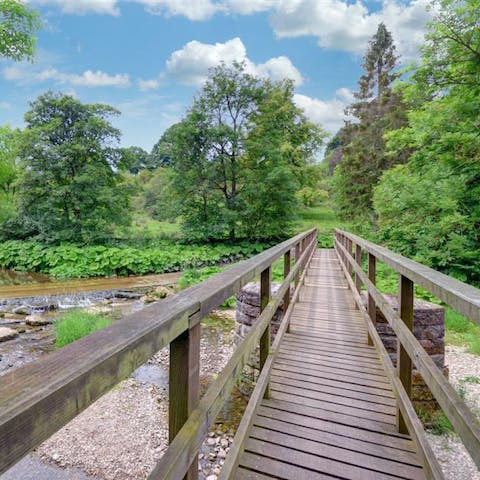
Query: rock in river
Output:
[[26, 315, 53, 326], [0, 327, 19, 342]]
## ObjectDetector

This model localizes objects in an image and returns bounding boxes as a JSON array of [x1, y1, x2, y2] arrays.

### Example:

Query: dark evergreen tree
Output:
[[333, 23, 408, 221]]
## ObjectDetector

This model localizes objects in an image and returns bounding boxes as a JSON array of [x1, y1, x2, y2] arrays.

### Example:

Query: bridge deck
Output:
[[236, 249, 426, 479]]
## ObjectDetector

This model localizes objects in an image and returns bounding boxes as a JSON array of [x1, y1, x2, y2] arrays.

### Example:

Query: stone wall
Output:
[[235, 282, 284, 340], [362, 293, 447, 412]]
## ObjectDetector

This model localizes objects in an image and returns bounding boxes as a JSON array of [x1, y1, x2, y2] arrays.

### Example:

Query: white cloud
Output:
[[136, 0, 220, 20], [34, 0, 120, 15], [138, 78, 160, 91], [3, 66, 131, 88], [0, 102, 12, 110], [269, 0, 431, 58], [166, 37, 303, 86], [294, 88, 353, 133]]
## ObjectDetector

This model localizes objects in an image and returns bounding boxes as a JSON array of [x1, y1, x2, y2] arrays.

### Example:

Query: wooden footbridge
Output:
[[1, 229, 480, 479]]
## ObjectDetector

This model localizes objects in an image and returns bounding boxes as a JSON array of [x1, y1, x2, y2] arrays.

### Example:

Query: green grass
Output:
[[445, 307, 480, 355], [293, 204, 345, 248], [54, 310, 112, 348]]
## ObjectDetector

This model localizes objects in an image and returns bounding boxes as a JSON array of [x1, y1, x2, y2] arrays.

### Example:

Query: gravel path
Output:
[[428, 345, 480, 479]]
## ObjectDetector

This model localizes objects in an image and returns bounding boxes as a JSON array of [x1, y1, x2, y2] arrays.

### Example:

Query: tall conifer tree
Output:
[[333, 23, 407, 221]]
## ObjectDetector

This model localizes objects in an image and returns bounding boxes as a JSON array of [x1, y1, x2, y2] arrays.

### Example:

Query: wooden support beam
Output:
[[284, 250, 291, 333], [294, 243, 301, 291], [169, 323, 201, 480], [355, 244, 362, 302], [397, 274, 414, 434], [367, 253, 376, 346], [260, 266, 271, 399]]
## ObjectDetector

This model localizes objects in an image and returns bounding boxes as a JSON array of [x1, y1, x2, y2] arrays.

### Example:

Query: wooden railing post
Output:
[[294, 242, 301, 291], [347, 238, 353, 277], [398, 274, 414, 434], [260, 266, 271, 398], [354, 244, 362, 299], [169, 322, 200, 480], [367, 253, 376, 346], [284, 250, 291, 333]]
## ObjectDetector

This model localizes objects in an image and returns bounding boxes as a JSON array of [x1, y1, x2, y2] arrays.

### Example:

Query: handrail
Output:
[[150, 232, 318, 479], [0, 228, 317, 476], [334, 229, 480, 473], [336, 229, 480, 325]]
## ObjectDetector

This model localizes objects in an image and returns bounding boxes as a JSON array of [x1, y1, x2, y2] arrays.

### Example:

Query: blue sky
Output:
[[0, 0, 432, 151]]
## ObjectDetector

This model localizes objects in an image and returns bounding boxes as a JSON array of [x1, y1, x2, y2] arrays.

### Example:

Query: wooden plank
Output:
[[269, 373, 396, 406], [256, 406, 416, 452], [249, 426, 424, 479], [270, 391, 396, 425], [271, 367, 395, 398], [276, 353, 389, 378], [280, 341, 385, 367], [278, 346, 386, 372], [272, 361, 392, 391], [236, 468, 275, 480], [262, 398, 406, 437], [286, 331, 372, 349], [245, 438, 412, 480], [269, 381, 396, 415], [282, 336, 382, 357], [240, 451, 336, 479]]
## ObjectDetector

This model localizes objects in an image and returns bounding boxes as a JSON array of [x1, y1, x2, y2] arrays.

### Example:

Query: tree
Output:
[[117, 146, 151, 174], [8, 92, 130, 244], [167, 62, 324, 240], [375, 0, 480, 283], [0, 0, 40, 61], [0, 125, 21, 222], [333, 23, 407, 221]]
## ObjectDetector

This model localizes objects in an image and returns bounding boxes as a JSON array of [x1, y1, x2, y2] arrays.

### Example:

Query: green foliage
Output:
[[54, 310, 112, 348], [0, 239, 272, 278], [4, 92, 131, 244], [375, 0, 480, 284], [0, 0, 40, 61], [0, 125, 21, 224], [117, 146, 152, 174], [178, 265, 224, 289], [165, 61, 324, 241]]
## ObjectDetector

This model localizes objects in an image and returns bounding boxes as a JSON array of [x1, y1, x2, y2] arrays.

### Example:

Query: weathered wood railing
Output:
[[334, 229, 480, 479], [0, 228, 317, 479]]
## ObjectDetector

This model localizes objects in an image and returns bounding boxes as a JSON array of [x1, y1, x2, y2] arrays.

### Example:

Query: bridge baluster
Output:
[[367, 253, 376, 346], [284, 250, 292, 333], [260, 265, 271, 399], [169, 323, 201, 480], [398, 274, 414, 434]]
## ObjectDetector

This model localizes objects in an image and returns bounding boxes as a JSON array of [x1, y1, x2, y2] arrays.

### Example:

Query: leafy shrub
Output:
[[54, 310, 112, 348], [0, 240, 273, 279]]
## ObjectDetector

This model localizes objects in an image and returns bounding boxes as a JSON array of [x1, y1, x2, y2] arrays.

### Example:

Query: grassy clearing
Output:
[[445, 307, 480, 355], [54, 310, 112, 348], [294, 204, 344, 248]]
